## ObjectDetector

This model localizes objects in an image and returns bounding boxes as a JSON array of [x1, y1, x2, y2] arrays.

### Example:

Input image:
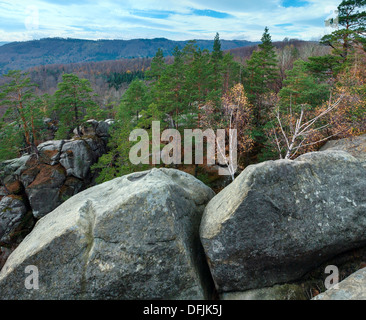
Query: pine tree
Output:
[[145, 48, 166, 82], [0, 70, 41, 158], [212, 32, 223, 61], [119, 78, 149, 123], [221, 53, 242, 94], [207, 33, 224, 104], [154, 46, 188, 129], [243, 27, 279, 124], [279, 59, 331, 110], [321, 0, 366, 61], [53, 73, 101, 139]]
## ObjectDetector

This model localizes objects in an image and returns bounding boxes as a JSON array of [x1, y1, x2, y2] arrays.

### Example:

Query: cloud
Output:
[[0, 0, 342, 42], [191, 9, 233, 19]]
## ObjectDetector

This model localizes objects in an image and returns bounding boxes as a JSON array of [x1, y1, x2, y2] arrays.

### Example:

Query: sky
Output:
[[0, 0, 341, 43]]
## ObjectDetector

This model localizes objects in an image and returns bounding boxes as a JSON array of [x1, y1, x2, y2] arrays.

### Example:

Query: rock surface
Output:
[[321, 134, 366, 167], [313, 267, 366, 300], [0, 195, 34, 270], [0, 168, 215, 300], [200, 150, 366, 293], [73, 119, 113, 142], [0, 196, 28, 245], [59, 138, 105, 180]]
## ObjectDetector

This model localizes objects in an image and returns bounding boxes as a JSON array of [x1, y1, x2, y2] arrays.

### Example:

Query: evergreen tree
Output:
[[0, 120, 24, 161], [92, 89, 152, 184], [185, 48, 211, 106], [212, 32, 223, 61], [0, 70, 41, 158], [207, 33, 224, 104], [241, 27, 279, 161], [145, 48, 166, 82], [279, 59, 331, 110], [119, 78, 149, 123], [221, 53, 242, 94], [243, 27, 279, 124], [305, 54, 341, 79], [154, 46, 188, 129], [91, 109, 137, 184], [322, 0, 366, 61], [53, 73, 102, 139]]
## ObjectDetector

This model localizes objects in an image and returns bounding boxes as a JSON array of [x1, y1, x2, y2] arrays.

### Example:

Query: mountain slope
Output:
[[0, 37, 256, 74]]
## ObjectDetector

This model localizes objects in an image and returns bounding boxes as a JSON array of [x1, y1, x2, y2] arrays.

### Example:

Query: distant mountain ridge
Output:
[[0, 37, 257, 74]]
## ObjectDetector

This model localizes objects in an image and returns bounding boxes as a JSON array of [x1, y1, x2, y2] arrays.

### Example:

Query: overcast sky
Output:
[[0, 0, 341, 42]]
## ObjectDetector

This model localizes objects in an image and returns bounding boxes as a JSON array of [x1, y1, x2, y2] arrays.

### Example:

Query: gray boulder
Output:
[[321, 134, 366, 167], [200, 150, 366, 293], [313, 267, 366, 300], [37, 140, 64, 165], [73, 120, 112, 139], [0, 187, 7, 200], [95, 120, 111, 138], [0, 195, 34, 269], [59, 138, 105, 180], [0, 168, 215, 299], [0, 155, 30, 177], [25, 164, 67, 219]]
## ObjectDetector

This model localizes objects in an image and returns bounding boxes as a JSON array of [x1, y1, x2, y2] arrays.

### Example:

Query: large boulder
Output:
[[59, 138, 103, 180], [321, 134, 366, 167], [0, 168, 215, 299], [37, 140, 64, 165], [313, 267, 366, 300], [25, 164, 67, 219], [200, 150, 366, 293]]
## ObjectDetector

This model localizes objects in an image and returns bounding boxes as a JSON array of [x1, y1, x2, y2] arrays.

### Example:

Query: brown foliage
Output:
[[201, 83, 254, 166]]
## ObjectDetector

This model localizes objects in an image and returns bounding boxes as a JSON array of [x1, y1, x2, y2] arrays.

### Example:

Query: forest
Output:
[[0, 0, 365, 189], [0, 37, 255, 75]]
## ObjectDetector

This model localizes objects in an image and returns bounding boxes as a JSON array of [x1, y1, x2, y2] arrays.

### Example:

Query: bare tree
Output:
[[216, 108, 237, 181], [270, 93, 345, 160]]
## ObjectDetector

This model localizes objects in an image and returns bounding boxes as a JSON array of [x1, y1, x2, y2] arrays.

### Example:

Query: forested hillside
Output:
[[0, 38, 330, 121], [0, 37, 256, 75]]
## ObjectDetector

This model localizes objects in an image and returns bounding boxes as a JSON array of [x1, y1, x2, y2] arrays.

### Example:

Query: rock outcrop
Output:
[[0, 168, 215, 300], [73, 119, 114, 143], [200, 150, 366, 293], [0, 120, 112, 268]]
